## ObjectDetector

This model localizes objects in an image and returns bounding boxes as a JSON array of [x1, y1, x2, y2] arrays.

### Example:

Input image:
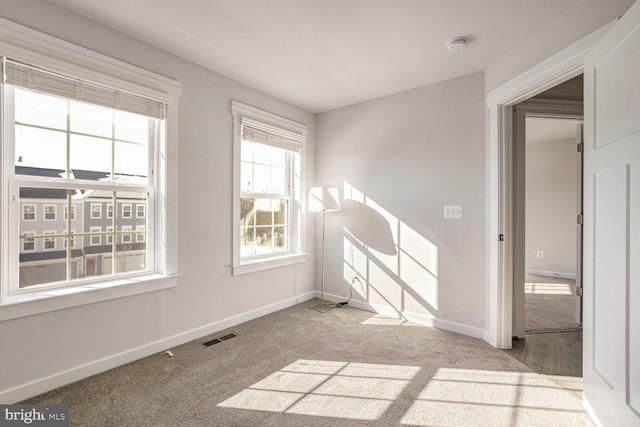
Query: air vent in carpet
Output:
[[202, 332, 237, 347]]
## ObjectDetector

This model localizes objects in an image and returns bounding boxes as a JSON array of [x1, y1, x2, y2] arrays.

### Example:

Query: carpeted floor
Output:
[[24, 300, 594, 426], [525, 274, 581, 332]]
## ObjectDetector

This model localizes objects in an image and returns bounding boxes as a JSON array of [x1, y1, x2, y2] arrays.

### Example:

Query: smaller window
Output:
[[44, 205, 56, 221], [64, 205, 76, 221], [122, 225, 132, 244], [136, 225, 146, 243], [106, 226, 114, 244], [22, 232, 35, 251], [90, 226, 101, 246], [122, 204, 132, 218], [136, 204, 146, 218], [43, 231, 56, 250], [22, 204, 36, 221], [107, 204, 114, 219], [64, 230, 76, 249], [90, 203, 102, 219]]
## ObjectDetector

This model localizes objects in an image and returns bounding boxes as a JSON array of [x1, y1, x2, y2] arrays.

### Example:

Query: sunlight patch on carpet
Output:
[[217, 359, 420, 420], [525, 282, 573, 295], [400, 368, 594, 426]]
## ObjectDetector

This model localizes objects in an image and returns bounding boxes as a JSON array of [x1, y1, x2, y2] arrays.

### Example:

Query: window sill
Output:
[[232, 253, 308, 276], [0, 273, 179, 322]]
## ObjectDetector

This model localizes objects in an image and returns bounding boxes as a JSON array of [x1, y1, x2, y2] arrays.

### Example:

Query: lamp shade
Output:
[[308, 187, 341, 212]]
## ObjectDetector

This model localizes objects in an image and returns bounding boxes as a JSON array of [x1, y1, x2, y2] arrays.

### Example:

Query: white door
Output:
[[583, 0, 640, 425]]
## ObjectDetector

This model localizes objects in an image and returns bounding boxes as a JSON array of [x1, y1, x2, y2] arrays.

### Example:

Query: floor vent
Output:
[[202, 332, 238, 347]]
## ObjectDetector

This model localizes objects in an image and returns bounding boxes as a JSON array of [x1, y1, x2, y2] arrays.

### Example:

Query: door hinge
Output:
[[576, 286, 584, 297], [577, 214, 583, 225], [499, 234, 504, 241], [577, 142, 584, 153]]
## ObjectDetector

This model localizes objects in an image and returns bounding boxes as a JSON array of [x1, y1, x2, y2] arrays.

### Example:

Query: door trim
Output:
[[485, 22, 613, 349]]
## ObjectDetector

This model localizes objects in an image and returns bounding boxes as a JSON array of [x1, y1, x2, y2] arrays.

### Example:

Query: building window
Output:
[[231, 101, 306, 275], [44, 205, 56, 221], [89, 226, 102, 246], [64, 230, 76, 249], [106, 226, 114, 244], [90, 203, 102, 219], [22, 204, 36, 221], [43, 231, 56, 250], [107, 204, 114, 219], [136, 204, 145, 218], [22, 232, 35, 252], [136, 225, 146, 243], [121, 225, 132, 244], [64, 205, 76, 221], [122, 204, 132, 218]]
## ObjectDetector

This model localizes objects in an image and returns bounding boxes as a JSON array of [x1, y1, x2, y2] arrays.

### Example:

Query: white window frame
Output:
[[64, 204, 76, 221], [43, 205, 56, 221], [106, 225, 114, 244], [43, 230, 56, 250], [231, 101, 307, 275], [64, 229, 76, 249], [21, 231, 35, 252], [90, 203, 102, 219], [22, 204, 36, 221], [136, 204, 145, 218], [89, 226, 102, 246], [121, 225, 132, 244], [136, 225, 146, 243], [122, 204, 132, 219], [107, 204, 114, 219], [0, 18, 181, 321]]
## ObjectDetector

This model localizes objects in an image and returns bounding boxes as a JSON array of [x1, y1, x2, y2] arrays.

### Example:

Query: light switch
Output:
[[444, 205, 462, 219]]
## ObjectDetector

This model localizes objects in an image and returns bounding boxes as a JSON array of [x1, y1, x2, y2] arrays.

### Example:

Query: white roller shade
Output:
[[2, 57, 166, 119]]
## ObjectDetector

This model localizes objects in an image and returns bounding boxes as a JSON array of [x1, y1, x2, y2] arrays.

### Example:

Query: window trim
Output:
[[230, 101, 308, 275], [0, 17, 181, 318], [122, 204, 132, 219]]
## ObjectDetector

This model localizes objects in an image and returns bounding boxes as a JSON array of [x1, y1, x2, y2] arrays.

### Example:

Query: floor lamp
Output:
[[308, 187, 341, 312]]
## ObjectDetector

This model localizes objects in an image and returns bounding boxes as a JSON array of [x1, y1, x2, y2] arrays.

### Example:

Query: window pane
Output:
[[115, 140, 148, 177], [19, 236, 69, 288], [70, 101, 113, 138], [114, 111, 148, 142], [71, 134, 112, 173], [15, 89, 67, 130], [253, 164, 271, 193], [241, 161, 253, 193], [15, 125, 67, 172]]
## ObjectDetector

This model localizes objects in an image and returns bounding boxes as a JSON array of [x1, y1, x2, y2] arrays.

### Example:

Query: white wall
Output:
[[525, 139, 578, 277], [0, 0, 315, 402], [315, 72, 486, 337]]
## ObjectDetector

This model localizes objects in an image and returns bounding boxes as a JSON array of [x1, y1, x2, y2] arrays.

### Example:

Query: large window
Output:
[[0, 22, 180, 315], [231, 101, 306, 275]]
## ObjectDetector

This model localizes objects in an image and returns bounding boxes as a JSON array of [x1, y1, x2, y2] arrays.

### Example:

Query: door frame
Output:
[[485, 23, 613, 349], [512, 103, 583, 339]]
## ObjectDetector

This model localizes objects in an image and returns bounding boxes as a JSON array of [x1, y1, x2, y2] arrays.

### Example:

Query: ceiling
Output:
[[48, 0, 580, 113]]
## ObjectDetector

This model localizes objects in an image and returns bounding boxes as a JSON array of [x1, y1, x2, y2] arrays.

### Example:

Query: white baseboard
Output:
[[320, 291, 484, 340], [0, 291, 316, 404], [525, 269, 576, 280]]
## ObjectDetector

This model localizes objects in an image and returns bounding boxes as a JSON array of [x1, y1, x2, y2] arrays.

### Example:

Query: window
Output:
[[22, 204, 36, 221], [122, 204, 132, 218], [107, 204, 114, 219], [43, 231, 56, 250], [0, 21, 180, 318], [136, 225, 146, 243], [21, 232, 35, 252], [136, 204, 145, 218], [106, 226, 114, 244], [89, 226, 102, 246], [44, 205, 56, 221], [121, 225, 132, 244], [231, 101, 306, 275], [64, 204, 76, 221], [90, 203, 102, 219]]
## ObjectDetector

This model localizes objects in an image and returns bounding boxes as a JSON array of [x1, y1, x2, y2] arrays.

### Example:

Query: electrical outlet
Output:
[[444, 205, 462, 219], [536, 251, 544, 259]]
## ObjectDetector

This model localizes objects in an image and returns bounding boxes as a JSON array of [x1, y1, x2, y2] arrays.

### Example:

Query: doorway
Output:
[[506, 77, 584, 377]]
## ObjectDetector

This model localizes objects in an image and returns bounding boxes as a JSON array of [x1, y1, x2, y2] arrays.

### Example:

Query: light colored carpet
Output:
[[525, 274, 581, 332], [24, 300, 594, 426]]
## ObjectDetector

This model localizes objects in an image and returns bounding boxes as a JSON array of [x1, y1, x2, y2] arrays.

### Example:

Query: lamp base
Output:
[[310, 302, 335, 313]]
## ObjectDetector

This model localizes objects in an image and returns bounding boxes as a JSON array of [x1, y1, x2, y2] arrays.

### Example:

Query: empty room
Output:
[[0, 1, 638, 426]]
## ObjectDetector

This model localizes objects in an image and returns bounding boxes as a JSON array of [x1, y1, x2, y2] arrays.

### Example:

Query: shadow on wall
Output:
[[340, 182, 439, 322]]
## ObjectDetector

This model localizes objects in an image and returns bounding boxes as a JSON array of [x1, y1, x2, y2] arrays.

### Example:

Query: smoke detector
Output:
[[447, 38, 467, 53]]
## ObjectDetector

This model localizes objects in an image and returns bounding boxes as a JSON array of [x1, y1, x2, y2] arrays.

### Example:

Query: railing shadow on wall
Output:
[[339, 182, 439, 324]]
